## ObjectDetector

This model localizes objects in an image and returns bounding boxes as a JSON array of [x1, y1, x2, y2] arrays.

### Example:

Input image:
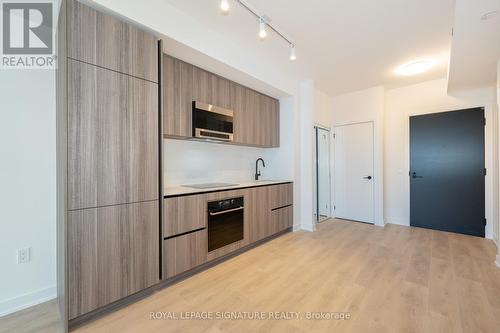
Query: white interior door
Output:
[[334, 122, 374, 224], [317, 128, 331, 218]]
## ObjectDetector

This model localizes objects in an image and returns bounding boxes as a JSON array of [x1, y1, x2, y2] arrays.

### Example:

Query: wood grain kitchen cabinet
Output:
[[247, 186, 271, 243], [163, 194, 207, 238], [164, 229, 207, 278], [270, 183, 294, 209], [162, 55, 279, 147], [192, 66, 216, 106], [163, 55, 193, 137], [271, 205, 293, 234], [68, 59, 159, 210], [67, 0, 158, 82], [67, 201, 159, 319], [233, 90, 279, 147], [215, 76, 232, 110]]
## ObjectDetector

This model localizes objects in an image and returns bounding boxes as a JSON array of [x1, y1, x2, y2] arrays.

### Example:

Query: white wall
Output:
[[298, 80, 315, 231], [163, 141, 269, 186], [385, 78, 497, 240], [331, 86, 385, 226], [497, 59, 500, 265], [314, 89, 332, 127], [0, 70, 56, 316]]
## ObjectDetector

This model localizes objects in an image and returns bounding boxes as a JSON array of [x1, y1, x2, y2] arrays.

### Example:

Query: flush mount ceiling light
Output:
[[219, 0, 297, 61], [481, 10, 498, 20], [397, 59, 435, 76]]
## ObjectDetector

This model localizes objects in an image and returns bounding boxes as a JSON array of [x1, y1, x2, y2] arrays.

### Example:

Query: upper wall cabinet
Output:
[[162, 54, 280, 148], [67, 0, 158, 82], [163, 55, 193, 137]]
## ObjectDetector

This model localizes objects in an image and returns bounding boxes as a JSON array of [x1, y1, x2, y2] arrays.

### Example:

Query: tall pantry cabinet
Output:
[[56, 0, 161, 328]]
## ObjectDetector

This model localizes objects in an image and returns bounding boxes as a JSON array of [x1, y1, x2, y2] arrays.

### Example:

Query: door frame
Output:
[[313, 125, 332, 223], [405, 106, 493, 239], [332, 121, 376, 225]]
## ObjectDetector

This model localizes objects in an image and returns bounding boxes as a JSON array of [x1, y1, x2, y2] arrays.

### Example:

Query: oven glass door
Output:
[[208, 207, 244, 252]]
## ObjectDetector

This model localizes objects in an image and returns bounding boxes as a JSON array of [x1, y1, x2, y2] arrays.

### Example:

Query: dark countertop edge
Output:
[[163, 181, 293, 198]]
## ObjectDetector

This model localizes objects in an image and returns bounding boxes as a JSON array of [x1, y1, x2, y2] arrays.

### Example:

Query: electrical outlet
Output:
[[17, 248, 31, 264]]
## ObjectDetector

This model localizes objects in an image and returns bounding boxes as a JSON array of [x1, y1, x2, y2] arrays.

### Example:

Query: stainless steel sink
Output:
[[184, 182, 239, 189]]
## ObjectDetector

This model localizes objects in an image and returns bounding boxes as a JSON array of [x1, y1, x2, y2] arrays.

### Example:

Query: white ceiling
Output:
[[165, 0, 455, 96], [448, 0, 500, 92]]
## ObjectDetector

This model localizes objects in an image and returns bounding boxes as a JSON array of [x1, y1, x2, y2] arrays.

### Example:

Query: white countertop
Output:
[[164, 180, 293, 197]]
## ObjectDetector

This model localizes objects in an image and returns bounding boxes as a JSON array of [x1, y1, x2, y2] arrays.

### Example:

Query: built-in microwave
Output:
[[192, 101, 234, 142]]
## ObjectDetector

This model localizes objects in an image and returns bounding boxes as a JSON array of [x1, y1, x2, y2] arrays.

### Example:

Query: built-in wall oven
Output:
[[192, 101, 234, 142], [208, 197, 244, 252]]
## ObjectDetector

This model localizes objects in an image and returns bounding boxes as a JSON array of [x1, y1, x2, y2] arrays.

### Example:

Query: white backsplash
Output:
[[163, 139, 270, 187]]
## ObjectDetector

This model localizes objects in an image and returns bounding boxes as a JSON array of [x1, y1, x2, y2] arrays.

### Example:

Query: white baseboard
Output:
[[384, 217, 409, 226], [496, 255, 500, 269], [0, 286, 56, 317], [300, 224, 316, 232]]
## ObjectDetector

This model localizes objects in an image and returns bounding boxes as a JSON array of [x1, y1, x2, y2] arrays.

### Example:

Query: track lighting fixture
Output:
[[289, 44, 296, 61], [219, 0, 296, 61], [220, 0, 230, 14], [259, 17, 267, 40]]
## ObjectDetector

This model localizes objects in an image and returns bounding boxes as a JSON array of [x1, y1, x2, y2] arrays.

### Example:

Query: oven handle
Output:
[[209, 206, 244, 216]]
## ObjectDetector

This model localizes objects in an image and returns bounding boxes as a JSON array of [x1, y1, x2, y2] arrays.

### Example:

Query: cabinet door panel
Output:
[[68, 201, 159, 319], [67, 0, 158, 82], [271, 99, 280, 147], [233, 84, 249, 144], [163, 194, 207, 238], [68, 60, 158, 210], [163, 55, 193, 137], [164, 229, 207, 278], [248, 186, 271, 243], [215, 76, 232, 109], [192, 67, 215, 105]]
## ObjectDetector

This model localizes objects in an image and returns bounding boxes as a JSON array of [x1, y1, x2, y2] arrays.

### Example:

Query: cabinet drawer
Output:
[[271, 205, 293, 234], [270, 183, 293, 209], [163, 194, 207, 237], [164, 229, 207, 279]]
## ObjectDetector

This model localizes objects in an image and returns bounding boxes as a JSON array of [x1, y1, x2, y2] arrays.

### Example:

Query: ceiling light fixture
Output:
[[289, 44, 296, 61], [397, 59, 435, 76], [219, 0, 296, 61], [259, 17, 267, 40], [220, 0, 230, 14], [481, 10, 498, 20]]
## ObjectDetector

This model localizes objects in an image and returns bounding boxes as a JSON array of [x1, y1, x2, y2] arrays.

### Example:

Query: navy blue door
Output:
[[410, 108, 485, 237]]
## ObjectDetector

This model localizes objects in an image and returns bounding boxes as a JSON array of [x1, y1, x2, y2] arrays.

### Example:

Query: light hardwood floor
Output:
[[72, 219, 500, 333], [0, 300, 64, 333], [3, 219, 499, 333]]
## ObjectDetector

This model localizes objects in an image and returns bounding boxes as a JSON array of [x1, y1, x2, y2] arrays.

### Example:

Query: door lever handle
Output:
[[363, 176, 372, 180], [410, 172, 423, 179]]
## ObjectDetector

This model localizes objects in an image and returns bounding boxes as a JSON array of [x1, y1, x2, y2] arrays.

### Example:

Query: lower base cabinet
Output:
[[163, 183, 293, 279], [164, 229, 207, 279], [68, 200, 159, 319]]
